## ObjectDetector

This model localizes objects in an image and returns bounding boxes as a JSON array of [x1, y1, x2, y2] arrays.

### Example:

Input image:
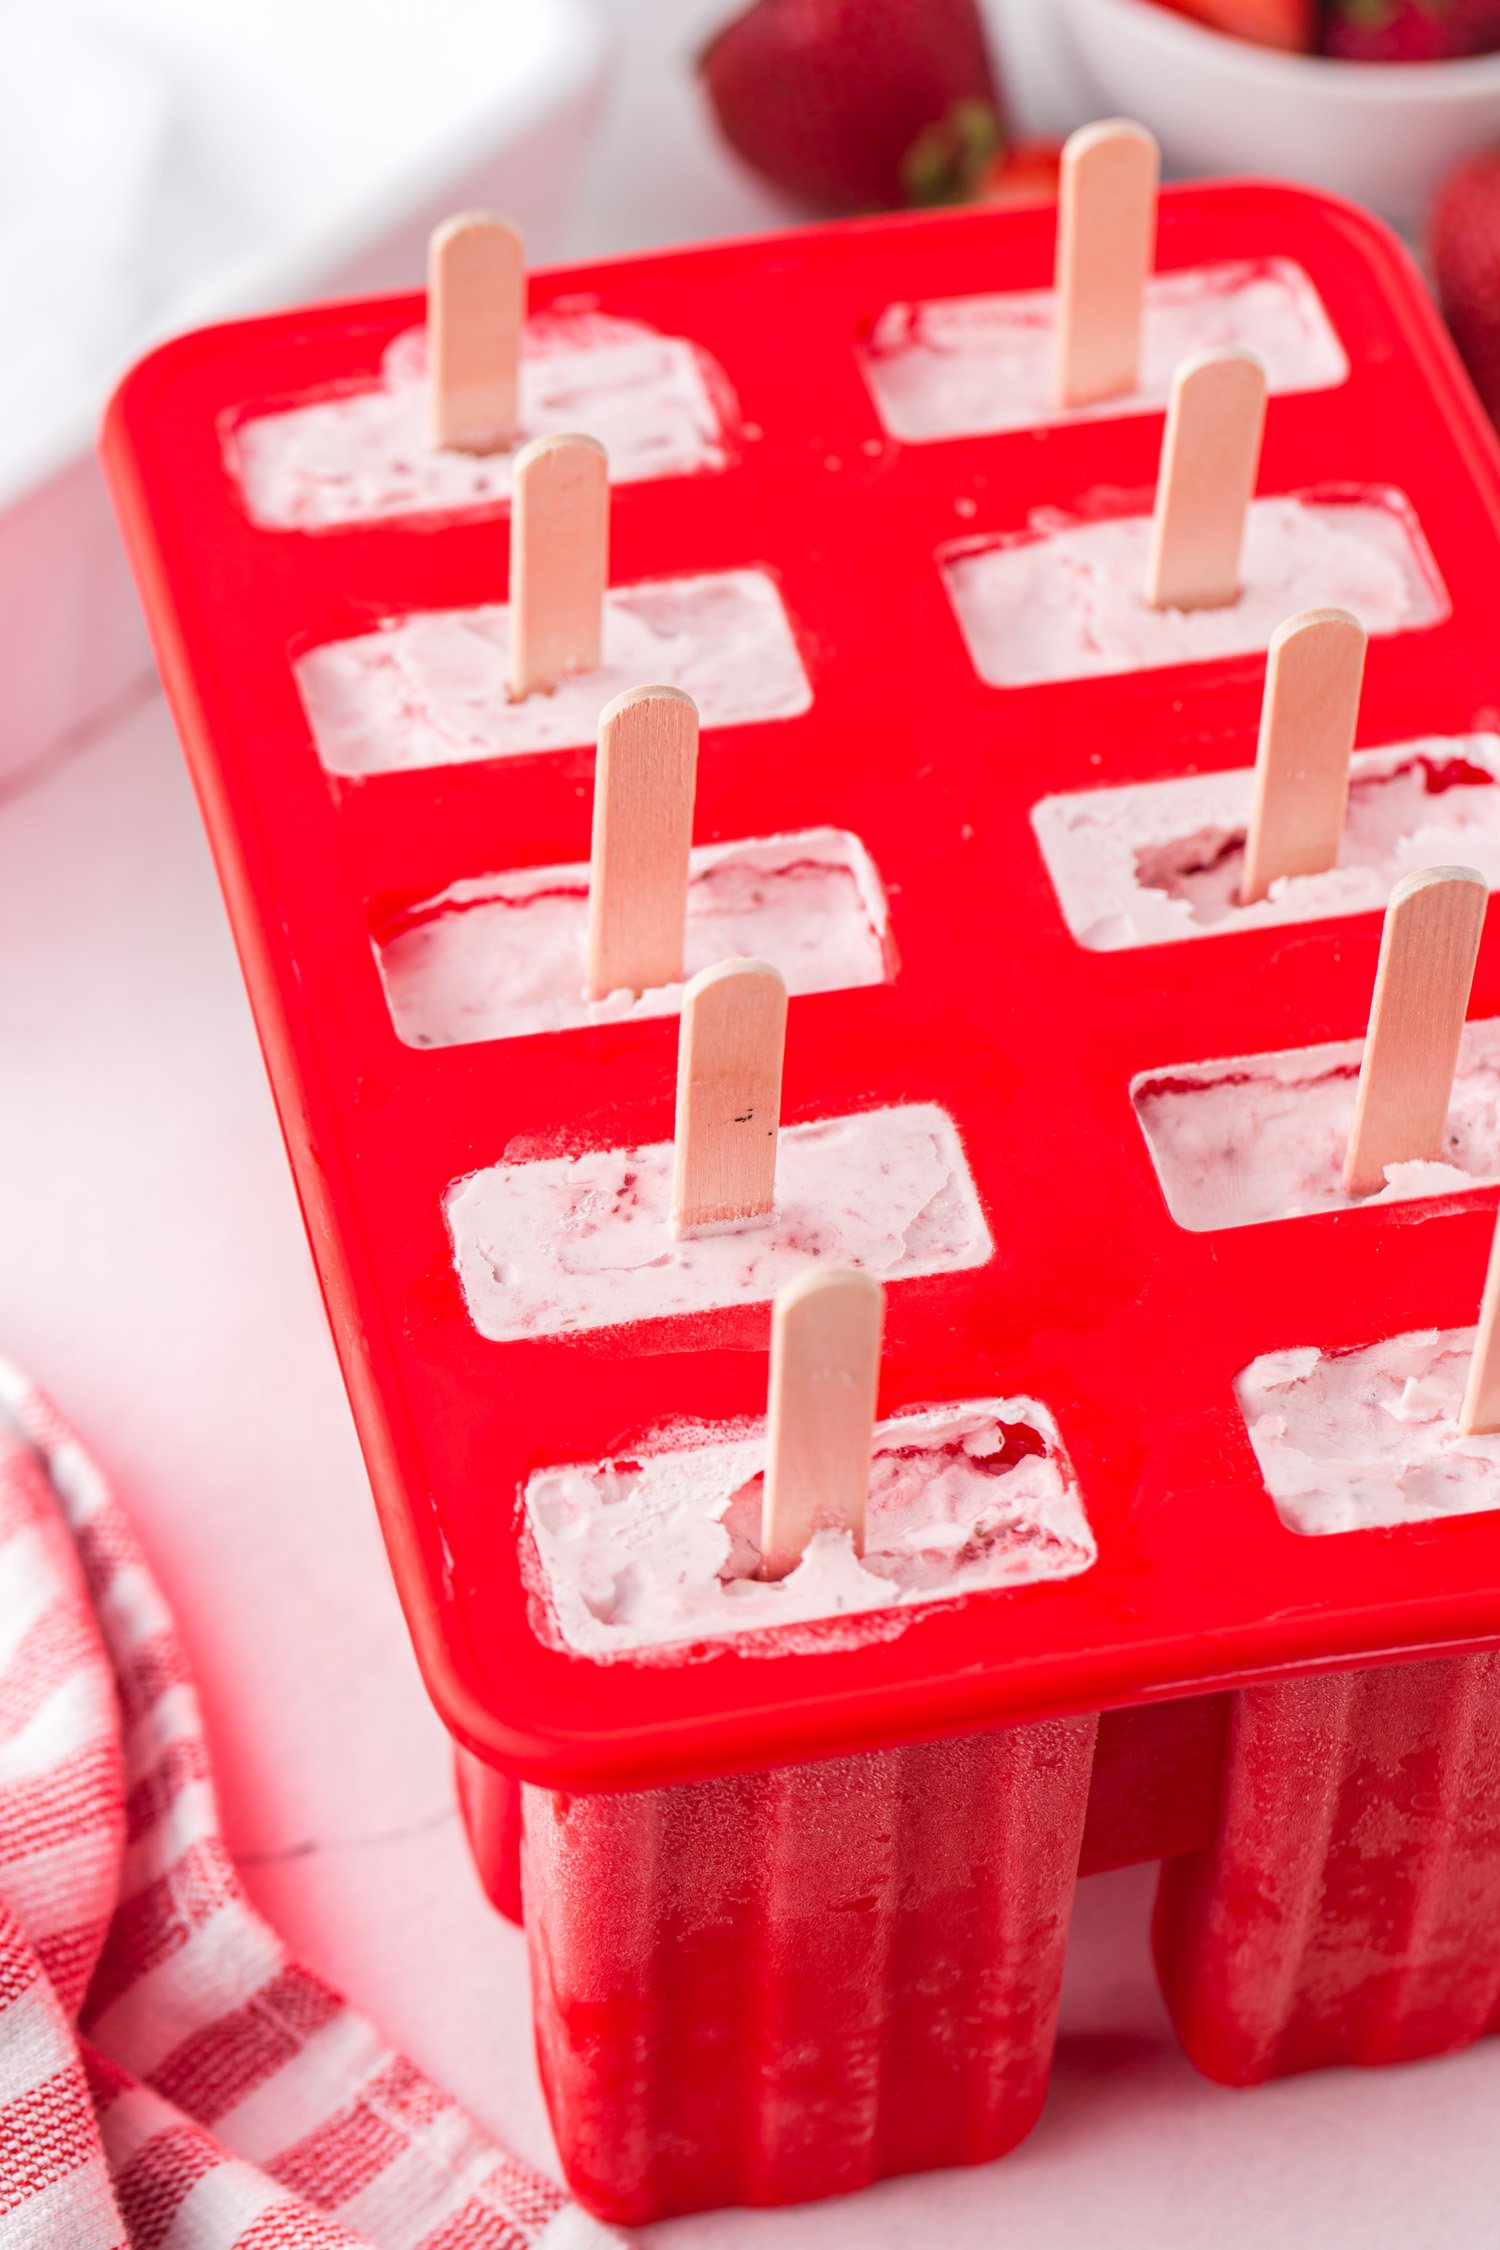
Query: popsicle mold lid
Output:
[[99, 179, 1500, 1791]]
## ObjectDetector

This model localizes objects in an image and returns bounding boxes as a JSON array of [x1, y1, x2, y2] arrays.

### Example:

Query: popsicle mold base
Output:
[[1157, 1652, 1500, 2084], [520, 1715, 1098, 2223], [456, 1649, 1500, 2222]]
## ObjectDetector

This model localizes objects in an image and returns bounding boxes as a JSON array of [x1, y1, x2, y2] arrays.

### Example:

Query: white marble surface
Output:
[[6, 2, 1500, 2244]]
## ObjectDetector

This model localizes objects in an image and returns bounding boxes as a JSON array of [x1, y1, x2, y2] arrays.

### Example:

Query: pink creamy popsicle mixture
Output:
[[861, 258, 1347, 443], [447, 1103, 992, 1343], [1237, 1330, 1500, 1535], [1035, 736, 1500, 950], [944, 491, 1445, 689], [231, 309, 731, 528], [297, 568, 810, 777], [378, 827, 891, 1047], [522, 1401, 1093, 1661], [1133, 1018, 1500, 1232]]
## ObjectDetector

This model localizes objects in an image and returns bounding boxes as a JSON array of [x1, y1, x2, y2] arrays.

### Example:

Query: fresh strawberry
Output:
[[971, 139, 1065, 207], [697, 0, 1004, 212], [1321, 0, 1500, 60], [1429, 143, 1500, 424], [1146, 0, 1317, 51]]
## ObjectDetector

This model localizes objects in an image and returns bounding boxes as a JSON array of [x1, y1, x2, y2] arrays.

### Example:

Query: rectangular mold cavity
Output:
[[522, 1397, 1094, 1661], [376, 825, 893, 1048], [941, 487, 1447, 691], [447, 1102, 993, 1342], [860, 257, 1347, 445], [1133, 1016, 1500, 1233], [230, 308, 733, 529], [296, 567, 812, 777], [1237, 1328, 1500, 1536], [1033, 734, 1500, 952]]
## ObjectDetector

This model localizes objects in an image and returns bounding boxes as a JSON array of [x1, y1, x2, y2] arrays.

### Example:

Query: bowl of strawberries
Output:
[[1057, 0, 1500, 229]]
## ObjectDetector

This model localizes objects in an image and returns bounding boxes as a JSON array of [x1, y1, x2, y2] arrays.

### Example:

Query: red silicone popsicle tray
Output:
[[103, 181, 1500, 1809]]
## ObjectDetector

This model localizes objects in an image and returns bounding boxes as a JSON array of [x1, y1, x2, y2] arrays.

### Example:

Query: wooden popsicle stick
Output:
[[1053, 119, 1160, 411], [507, 433, 609, 701], [428, 213, 525, 454], [586, 686, 699, 1001], [1461, 1205, 1500, 1434], [761, 1268, 885, 1582], [671, 959, 787, 1235], [1343, 866, 1486, 1198], [1145, 348, 1268, 612], [1241, 608, 1367, 906]]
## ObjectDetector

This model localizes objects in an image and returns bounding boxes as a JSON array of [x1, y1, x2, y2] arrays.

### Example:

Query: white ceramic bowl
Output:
[[1057, 0, 1500, 233]]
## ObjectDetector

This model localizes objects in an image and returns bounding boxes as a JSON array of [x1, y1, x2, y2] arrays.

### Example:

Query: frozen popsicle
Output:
[[1133, 1014, 1500, 1232], [230, 216, 730, 527], [517, 1269, 1097, 2220], [1034, 733, 1500, 951], [523, 1713, 1099, 2221], [377, 825, 891, 1048], [447, 1099, 991, 1341], [861, 258, 1347, 445], [943, 489, 1444, 690], [297, 567, 812, 776], [522, 1394, 1093, 1658]]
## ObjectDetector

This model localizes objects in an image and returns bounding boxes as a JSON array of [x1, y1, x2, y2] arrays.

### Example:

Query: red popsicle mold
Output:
[[101, 180, 1500, 2221]]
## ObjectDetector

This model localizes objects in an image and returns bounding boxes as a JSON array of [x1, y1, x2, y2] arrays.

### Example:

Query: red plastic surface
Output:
[[522, 1715, 1097, 2223], [1156, 1651, 1500, 2079], [101, 182, 1500, 1797]]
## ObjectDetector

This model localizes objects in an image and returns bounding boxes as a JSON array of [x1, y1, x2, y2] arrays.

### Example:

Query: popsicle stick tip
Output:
[[513, 429, 608, 476], [1389, 864, 1487, 906], [597, 682, 699, 731], [1270, 605, 1365, 654], [682, 957, 786, 1006], [774, 1266, 885, 1320], [429, 210, 523, 259], [1170, 345, 1268, 402], [1062, 117, 1160, 168]]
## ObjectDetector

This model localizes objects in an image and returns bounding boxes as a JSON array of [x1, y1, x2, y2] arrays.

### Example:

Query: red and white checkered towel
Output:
[[0, 1362, 618, 2250]]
